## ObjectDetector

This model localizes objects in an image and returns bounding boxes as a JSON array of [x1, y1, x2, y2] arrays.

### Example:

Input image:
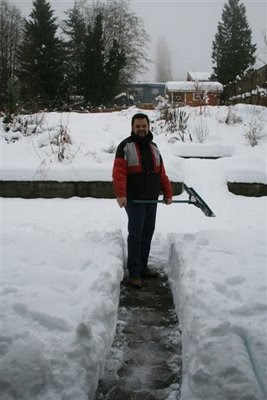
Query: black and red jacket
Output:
[[112, 131, 172, 200]]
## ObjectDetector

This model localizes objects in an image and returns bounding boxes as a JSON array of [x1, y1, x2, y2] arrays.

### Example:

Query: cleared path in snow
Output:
[[95, 272, 182, 400]]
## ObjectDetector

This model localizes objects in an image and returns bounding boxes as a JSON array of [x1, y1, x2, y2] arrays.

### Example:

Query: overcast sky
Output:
[[11, 0, 267, 81]]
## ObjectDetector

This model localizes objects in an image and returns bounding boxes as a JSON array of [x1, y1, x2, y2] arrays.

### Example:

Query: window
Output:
[[151, 88, 159, 95], [193, 93, 204, 101], [174, 93, 184, 102]]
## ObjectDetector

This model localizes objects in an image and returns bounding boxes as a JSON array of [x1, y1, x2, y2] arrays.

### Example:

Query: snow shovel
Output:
[[131, 183, 216, 217]]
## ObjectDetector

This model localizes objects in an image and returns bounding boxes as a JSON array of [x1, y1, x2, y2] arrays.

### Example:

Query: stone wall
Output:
[[0, 181, 183, 199]]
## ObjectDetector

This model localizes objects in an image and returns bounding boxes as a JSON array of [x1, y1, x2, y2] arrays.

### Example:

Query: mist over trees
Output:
[[212, 0, 256, 84], [155, 36, 172, 82], [0, 0, 149, 112]]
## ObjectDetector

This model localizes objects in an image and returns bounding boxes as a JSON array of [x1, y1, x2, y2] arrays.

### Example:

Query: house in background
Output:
[[116, 73, 223, 108], [129, 82, 165, 105], [117, 83, 165, 107], [166, 71, 223, 107]]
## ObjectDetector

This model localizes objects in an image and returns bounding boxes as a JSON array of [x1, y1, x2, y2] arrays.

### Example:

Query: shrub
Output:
[[191, 119, 209, 143], [166, 107, 191, 142], [244, 118, 265, 147]]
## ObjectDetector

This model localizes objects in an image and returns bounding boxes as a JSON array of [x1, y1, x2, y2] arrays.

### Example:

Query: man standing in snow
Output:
[[112, 113, 172, 288]]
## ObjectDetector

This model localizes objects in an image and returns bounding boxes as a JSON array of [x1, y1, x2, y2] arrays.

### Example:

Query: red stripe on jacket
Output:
[[160, 162, 173, 199], [112, 158, 127, 197]]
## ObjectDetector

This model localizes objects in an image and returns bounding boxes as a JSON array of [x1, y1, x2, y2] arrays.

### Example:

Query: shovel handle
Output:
[[130, 200, 192, 204]]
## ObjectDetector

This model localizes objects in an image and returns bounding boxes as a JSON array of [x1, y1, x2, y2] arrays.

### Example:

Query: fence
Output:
[[224, 64, 267, 106]]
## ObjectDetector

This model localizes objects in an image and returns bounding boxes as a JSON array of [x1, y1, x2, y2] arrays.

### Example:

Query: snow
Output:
[[1, 105, 266, 184], [167, 230, 267, 400], [165, 81, 223, 92], [171, 143, 234, 158], [1, 104, 267, 399], [2, 215, 124, 400], [230, 88, 267, 101]]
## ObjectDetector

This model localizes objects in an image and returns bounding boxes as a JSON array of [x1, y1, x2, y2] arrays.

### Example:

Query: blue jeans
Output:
[[125, 202, 157, 277]]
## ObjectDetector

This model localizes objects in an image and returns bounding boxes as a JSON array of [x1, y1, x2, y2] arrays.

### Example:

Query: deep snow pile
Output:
[[167, 230, 266, 400], [1, 216, 124, 400], [1, 104, 267, 400]]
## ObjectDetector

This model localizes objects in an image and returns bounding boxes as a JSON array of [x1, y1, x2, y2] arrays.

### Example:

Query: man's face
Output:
[[132, 118, 149, 137]]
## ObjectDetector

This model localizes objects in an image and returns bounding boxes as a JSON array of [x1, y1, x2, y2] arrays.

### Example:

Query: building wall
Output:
[[167, 91, 220, 107], [186, 92, 219, 106]]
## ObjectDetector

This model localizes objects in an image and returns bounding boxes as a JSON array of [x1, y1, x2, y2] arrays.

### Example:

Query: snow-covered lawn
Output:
[[1, 104, 266, 184], [1, 105, 267, 399]]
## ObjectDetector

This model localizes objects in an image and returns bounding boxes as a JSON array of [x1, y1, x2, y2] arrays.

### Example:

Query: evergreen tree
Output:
[[104, 39, 126, 103], [83, 15, 126, 107], [62, 1, 86, 95], [83, 23, 94, 104], [83, 13, 105, 106], [71, 0, 149, 85], [212, 0, 256, 84], [18, 0, 65, 109]]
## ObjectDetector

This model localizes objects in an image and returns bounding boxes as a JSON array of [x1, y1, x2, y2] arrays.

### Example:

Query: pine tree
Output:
[[18, 0, 65, 109], [104, 39, 126, 103], [63, 1, 86, 95], [212, 0, 256, 84], [83, 13, 105, 106]]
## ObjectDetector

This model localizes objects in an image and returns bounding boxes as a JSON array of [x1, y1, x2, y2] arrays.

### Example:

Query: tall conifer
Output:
[[212, 0, 256, 84], [19, 0, 64, 109], [104, 39, 126, 103], [63, 1, 86, 95]]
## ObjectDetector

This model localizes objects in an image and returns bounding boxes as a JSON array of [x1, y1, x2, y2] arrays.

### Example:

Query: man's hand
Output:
[[116, 197, 127, 208], [164, 198, 172, 205]]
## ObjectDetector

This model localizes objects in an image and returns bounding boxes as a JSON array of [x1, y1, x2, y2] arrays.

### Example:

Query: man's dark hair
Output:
[[131, 113, 150, 127]]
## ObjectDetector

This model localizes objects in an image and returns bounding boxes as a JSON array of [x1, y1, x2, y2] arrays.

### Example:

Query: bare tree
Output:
[[194, 81, 209, 115], [0, 0, 23, 111], [155, 36, 172, 82]]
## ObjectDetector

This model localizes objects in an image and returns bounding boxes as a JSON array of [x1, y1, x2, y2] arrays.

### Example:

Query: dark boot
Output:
[[128, 276, 143, 288], [141, 268, 159, 278]]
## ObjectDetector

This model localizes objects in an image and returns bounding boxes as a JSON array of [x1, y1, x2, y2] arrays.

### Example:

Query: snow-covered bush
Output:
[[150, 118, 165, 136], [191, 119, 209, 143], [2, 113, 45, 141], [226, 106, 243, 124], [244, 118, 265, 147], [155, 95, 170, 120], [166, 107, 191, 142], [57, 125, 72, 161]]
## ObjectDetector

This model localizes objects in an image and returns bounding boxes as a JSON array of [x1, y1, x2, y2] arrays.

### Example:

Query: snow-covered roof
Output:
[[166, 81, 223, 92], [131, 82, 166, 87], [187, 72, 212, 81]]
